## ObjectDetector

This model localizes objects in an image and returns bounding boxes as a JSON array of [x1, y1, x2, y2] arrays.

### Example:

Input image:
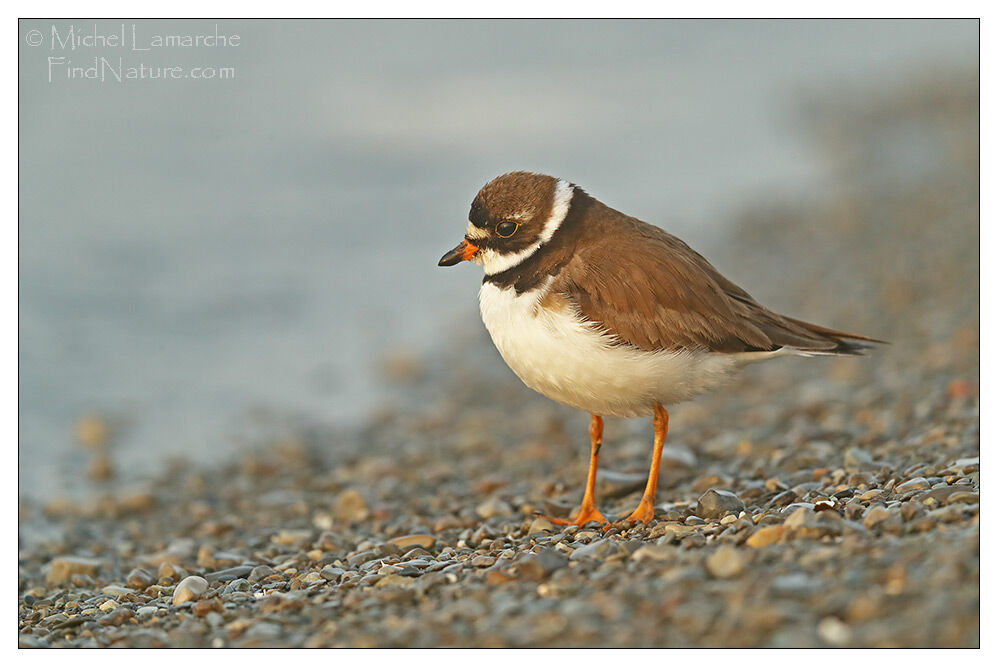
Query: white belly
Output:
[[478, 282, 748, 418]]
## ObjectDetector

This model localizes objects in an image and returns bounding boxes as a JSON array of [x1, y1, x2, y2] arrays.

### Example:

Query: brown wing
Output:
[[553, 219, 879, 354]]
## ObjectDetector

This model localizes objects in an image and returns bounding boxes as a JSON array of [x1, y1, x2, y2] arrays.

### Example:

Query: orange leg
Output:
[[545, 414, 609, 527], [625, 404, 669, 524]]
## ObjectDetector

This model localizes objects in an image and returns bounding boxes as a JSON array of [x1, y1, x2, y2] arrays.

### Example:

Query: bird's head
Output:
[[438, 171, 575, 275]]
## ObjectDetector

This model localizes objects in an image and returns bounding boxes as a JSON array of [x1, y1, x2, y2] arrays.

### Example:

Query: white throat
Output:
[[471, 179, 574, 276]]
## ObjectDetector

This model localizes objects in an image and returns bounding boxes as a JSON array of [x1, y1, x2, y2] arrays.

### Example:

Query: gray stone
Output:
[[844, 447, 874, 467], [514, 548, 568, 580], [222, 578, 251, 594], [569, 538, 619, 561], [248, 565, 274, 582], [206, 565, 254, 582], [696, 489, 745, 519]]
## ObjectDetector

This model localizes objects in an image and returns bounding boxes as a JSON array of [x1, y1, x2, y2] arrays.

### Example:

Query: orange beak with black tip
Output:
[[438, 239, 480, 266]]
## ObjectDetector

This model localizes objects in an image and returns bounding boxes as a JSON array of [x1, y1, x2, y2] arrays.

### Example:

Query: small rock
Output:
[[389, 534, 435, 550], [862, 505, 893, 529], [528, 517, 556, 534], [316, 531, 341, 551], [97, 607, 134, 626], [101, 585, 134, 600], [375, 574, 414, 588], [205, 565, 254, 583], [946, 491, 979, 505], [475, 498, 513, 519], [705, 545, 745, 579], [514, 548, 568, 580], [320, 566, 345, 582], [248, 565, 274, 583], [895, 477, 930, 494], [300, 572, 324, 585], [696, 489, 745, 519], [569, 538, 618, 561], [783, 507, 843, 539], [630, 544, 673, 562], [192, 597, 224, 616], [259, 593, 305, 612], [844, 447, 874, 467], [158, 562, 182, 580], [126, 568, 154, 589], [470, 555, 496, 568], [746, 525, 786, 548], [47, 556, 103, 585], [172, 576, 208, 604], [222, 579, 251, 594], [271, 530, 312, 547], [817, 616, 851, 645], [772, 572, 822, 597], [333, 489, 369, 522]]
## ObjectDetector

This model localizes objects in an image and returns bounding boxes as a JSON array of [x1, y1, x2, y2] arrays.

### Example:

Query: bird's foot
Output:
[[624, 498, 656, 525], [542, 504, 609, 527]]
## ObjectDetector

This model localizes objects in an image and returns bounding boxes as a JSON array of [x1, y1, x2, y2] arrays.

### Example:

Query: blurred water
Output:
[[18, 19, 977, 496]]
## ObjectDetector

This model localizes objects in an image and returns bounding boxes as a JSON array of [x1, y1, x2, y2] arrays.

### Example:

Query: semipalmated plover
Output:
[[439, 172, 881, 526]]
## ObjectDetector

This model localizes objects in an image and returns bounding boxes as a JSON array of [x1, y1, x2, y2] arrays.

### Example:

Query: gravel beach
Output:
[[18, 71, 979, 648]]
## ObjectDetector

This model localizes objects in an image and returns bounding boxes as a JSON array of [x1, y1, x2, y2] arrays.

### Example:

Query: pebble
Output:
[[206, 565, 255, 582], [101, 585, 134, 600], [248, 565, 274, 583], [705, 545, 745, 579], [528, 517, 556, 534], [192, 597, 224, 616], [513, 548, 568, 580], [817, 616, 851, 645], [895, 478, 931, 494], [47, 556, 103, 585], [171, 576, 208, 605], [696, 489, 745, 519], [375, 574, 414, 588], [475, 498, 513, 519], [862, 506, 893, 529], [126, 568, 154, 589], [98, 607, 134, 626], [333, 489, 369, 522], [783, 508, 843, 540], [844, 447, 874, 467], [389, 534, 435, 550], [746, 526, 786, 548], [630, 544, 673, 562], [223, 578, 251, 594], [570, 539, 620, 561], [947, 491, 979, 505], [470, 555, 496, 568]]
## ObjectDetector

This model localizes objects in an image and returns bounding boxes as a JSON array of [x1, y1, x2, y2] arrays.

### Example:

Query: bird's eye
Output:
[[496, 221, 519, 238]]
